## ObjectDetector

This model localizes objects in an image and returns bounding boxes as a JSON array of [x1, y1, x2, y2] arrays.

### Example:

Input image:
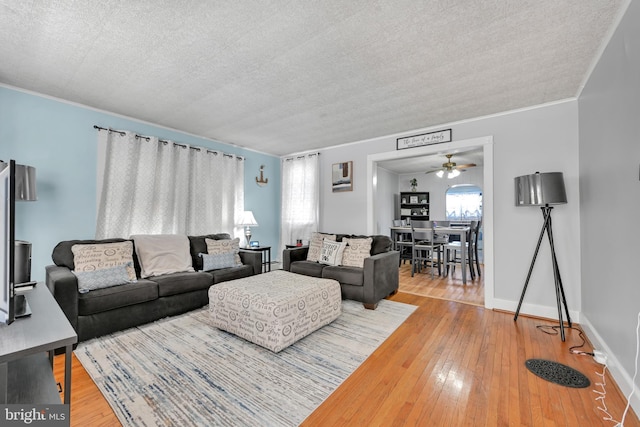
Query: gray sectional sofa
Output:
[[45, 233, 262, 342], [282, 234, 399, 309]]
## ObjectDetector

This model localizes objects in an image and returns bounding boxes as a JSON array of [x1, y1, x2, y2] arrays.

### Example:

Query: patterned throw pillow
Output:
[[73, 263, 135, 294], [319, 239, 347, 266], [71, 241, 137, 281], [205, 238, 242, 265], [200, 252, 237, 271], [341, 237, 373, 268], [307, 232, 336, 262]]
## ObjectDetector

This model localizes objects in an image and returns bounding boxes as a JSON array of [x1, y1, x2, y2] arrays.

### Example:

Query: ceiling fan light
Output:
[[436, 170, 444, 178], [448, 169, 460, 179]]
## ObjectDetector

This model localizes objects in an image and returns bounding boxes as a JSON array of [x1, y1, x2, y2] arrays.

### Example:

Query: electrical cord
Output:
[[535, 325, 594, 356], [594, 364, 620, 425], [619, 311, 640, 426]]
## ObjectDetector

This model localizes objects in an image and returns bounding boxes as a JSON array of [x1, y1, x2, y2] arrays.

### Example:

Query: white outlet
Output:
[[593, 350, 607, 365]]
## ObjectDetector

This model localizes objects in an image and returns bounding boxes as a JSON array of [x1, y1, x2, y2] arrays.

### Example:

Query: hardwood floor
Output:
[[54, 273, 639, 426], [398, 262, 484, 306]]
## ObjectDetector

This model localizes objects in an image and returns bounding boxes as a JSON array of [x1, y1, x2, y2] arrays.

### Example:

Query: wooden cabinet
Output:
[[399, 192, 429, 221]]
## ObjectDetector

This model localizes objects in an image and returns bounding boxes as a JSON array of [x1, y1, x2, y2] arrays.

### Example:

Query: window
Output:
[[446, 185, 482, 220]]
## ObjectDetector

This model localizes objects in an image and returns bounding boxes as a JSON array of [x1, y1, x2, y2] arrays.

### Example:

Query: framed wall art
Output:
[[332, 161, 353, 192], [397, 129, 452, 150]]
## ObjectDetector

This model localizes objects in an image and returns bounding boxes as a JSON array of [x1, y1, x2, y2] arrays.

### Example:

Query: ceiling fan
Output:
[[425, 154, 477, 178]]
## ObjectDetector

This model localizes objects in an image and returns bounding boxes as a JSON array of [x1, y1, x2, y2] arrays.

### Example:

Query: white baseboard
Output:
[[492, 298, 581, 323]]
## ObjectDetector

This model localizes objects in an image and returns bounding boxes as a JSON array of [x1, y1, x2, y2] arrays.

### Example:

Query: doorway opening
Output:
[[366, 135, 494, 309]]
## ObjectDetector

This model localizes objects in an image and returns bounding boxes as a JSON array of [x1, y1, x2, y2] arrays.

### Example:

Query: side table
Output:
[[243, 246, 271, 273], [0, 283, 77, 405]]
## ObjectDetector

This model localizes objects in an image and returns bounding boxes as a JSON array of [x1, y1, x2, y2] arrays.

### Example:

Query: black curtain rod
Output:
[[93, 125, 124, 136], [93, 125, 243, 160], [284, 152, 320, 161]]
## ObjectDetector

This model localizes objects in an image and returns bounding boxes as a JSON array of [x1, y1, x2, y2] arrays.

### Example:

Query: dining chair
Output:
[[410, 220, 444, 278], [443, 220, 478, 280], [471, 219, 482, 276], [393, 219, 412, 265]]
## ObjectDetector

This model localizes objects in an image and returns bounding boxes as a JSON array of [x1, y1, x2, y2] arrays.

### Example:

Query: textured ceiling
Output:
[[0, 1, 626, 156]]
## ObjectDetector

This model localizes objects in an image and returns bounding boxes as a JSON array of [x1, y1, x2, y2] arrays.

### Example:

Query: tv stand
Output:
[[0, 284, 77, 404]]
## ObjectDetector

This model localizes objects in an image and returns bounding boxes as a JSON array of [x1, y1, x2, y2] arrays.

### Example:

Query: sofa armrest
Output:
[[362, 250, 400, 307], [239, 250, 263, 275], [45, 265, 79, 332], [282, 247, 309, 271]]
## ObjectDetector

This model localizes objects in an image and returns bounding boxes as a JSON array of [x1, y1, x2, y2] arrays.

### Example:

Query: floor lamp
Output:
[[513, 172, 571, 341]]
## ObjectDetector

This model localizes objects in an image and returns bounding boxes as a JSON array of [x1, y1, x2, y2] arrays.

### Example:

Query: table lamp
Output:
[[238, 211, 258, 247], [513, 172, 570, 340]]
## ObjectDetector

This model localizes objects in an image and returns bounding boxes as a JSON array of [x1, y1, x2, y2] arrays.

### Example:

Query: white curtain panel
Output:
[[96, 131, 244, 239], [280, 154, 320, 256]]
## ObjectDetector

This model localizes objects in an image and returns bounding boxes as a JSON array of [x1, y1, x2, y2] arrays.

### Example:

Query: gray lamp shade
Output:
[[0, 161, 37, 201], [515, 172, 567, 206]]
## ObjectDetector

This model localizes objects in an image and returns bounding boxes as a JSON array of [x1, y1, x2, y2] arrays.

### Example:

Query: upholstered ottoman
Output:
[[208, 270, 342, 352]]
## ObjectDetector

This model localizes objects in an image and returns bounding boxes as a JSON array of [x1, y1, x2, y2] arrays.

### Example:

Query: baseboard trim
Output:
[[491, 298, 581, 323]]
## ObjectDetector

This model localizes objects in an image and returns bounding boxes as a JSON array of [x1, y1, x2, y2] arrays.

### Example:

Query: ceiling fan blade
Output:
[[454, 163, 476, 169], [425, 169, 443, 174]]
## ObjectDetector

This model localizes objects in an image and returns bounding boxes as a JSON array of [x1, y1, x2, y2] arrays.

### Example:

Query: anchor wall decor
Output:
[[256, 165, 268, 187]]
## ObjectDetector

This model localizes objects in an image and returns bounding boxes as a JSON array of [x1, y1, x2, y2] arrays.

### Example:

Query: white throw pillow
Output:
[[307, 232, 336, 262], [341, 237, 373, 268], [319, 239, 347, 266], [131, 234, 195, 278]]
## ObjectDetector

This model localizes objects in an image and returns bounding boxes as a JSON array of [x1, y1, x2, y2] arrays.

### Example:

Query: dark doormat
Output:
[[525, 359, 590, 388]]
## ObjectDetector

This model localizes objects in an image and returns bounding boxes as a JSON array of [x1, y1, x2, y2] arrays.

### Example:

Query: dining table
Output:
[[390, 225, 471, 284]]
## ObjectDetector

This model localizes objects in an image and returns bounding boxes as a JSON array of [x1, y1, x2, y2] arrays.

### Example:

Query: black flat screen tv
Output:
[[1, 159, 16, 325]]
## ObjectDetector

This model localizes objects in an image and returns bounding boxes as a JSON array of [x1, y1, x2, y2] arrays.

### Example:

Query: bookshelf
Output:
[[399, 192, 429, 222]]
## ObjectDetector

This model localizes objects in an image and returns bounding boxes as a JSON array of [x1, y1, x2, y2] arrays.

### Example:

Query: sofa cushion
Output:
[[337, 234, 391, 256], [370, 235, 392, 255], [211, 265, 254, 284], [78, 279, 158, 315], [341, 237, 373, 268], [322, 265, 364, 287], [132, 234, 195, 278], [307, 232, 336, 262], [188, 233, 232, 270], [152, 271, 214, 297], [290, 260, 326, 278]]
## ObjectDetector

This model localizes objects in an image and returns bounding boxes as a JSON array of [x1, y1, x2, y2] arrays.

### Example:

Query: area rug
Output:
[[75, 299, 417, 427]]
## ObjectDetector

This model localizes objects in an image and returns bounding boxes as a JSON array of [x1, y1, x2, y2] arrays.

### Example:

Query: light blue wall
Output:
[[0, 86, 280, 281]]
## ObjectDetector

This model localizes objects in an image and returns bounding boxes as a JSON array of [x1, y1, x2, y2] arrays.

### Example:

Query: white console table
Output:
[[0, 283, 77, 404]]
